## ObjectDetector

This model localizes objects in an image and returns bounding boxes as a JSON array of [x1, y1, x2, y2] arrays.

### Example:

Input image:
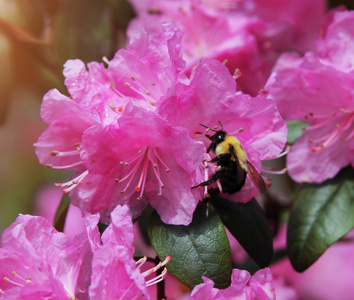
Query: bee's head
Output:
[[198, 122, 226, 153], [206, 130, 226, 144]]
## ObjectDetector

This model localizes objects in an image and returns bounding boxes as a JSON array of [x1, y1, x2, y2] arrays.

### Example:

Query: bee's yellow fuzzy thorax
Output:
[[215, 135, 248, 171]]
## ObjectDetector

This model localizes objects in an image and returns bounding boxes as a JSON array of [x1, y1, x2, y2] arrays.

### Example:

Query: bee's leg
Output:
[[191, 168, 224, 189]]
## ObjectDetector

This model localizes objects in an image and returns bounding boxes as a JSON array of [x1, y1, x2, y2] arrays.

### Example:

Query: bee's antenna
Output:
[[199, 123, 218, 133], [217, 120, 224, 131]]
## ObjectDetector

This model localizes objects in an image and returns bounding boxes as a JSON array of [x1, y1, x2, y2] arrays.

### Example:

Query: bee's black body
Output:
[[193, 129, 248, 194]]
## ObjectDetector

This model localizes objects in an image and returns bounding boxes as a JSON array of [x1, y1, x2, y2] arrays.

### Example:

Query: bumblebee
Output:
[[192, 123, 267, 194]]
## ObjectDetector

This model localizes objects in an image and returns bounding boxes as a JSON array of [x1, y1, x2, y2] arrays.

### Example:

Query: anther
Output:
[[144, 89, 150, 95], [151, 82, 156, 86], [222, 59, 228, 65], [50, 150, 59, 156], [125, 162, 129, 166], [115, 178, 119, 183], [124, 82, 131, 87], [131, 75, 136, 81], [46, 164, 53, 168], [166, 169, 170, 173]]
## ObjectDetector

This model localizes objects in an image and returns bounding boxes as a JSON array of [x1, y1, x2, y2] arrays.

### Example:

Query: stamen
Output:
[[109, 103, 124, 114], [262, 146, 290, 160], [102, 56, 110, 65], [135, 256, 147, 270], [136, 156, 149, 200], [233, 68, 242, 80], [46, 161, 83, 170], [261, 166, 287, 175], [50, 150, 80, 157], [140, 256, 171, 278], [145, 268, 168, 286], [152, 148, 170, 172], [58, 170, 89, 193]]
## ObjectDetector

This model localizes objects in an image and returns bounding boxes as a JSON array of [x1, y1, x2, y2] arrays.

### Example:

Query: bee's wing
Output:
[[246, 160, 267, 194], [228, 144, 248, 186]]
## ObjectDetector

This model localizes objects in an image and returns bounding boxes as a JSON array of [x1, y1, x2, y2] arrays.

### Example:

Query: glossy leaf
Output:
[[148, 202, 232, 289], [211, 196, 273, 268], [287, 167, 354, 272]]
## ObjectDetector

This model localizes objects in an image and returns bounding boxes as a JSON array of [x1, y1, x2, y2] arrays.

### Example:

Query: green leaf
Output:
[[53, 193, 70, 232], [148, 202, 232, 289], [286, 120, 310, 144], [287, 167, 354, 272], [211, 196, 273, 268]]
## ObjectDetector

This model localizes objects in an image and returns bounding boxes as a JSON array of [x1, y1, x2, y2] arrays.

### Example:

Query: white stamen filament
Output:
[[57, 170, 89, 194], [115, 148, 170, 198], [47, 161, 83, 170], [309, 111, 354, 152], [261, 166, 287, 175], [145, 268, 168, 286], [50, 150, 80, 157]]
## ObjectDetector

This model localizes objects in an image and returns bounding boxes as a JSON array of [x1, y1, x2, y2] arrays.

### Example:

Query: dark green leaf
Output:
[[53, 193, 70, 232], [148, 202, 232, 289], [211, 196, 273, 268], [286, 120, 310, 145], [287, 167, 354, 272]]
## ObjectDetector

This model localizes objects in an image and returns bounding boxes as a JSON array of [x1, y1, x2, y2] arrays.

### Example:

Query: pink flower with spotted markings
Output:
[[266, 10, 354, 183]]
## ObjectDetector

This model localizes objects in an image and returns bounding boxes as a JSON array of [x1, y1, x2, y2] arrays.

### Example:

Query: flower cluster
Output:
[[0, 206, 169, 299], [35, 24, 287, 226], [266, 9, 354, 182], [127, 0, 326, 95], [4, 0, 354, 299]]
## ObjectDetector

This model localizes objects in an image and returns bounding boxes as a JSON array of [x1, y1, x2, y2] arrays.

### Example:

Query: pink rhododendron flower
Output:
[[157, 58, 287, 203], [34, 25, 204, 225], [265, 9, 354, 182], [127, 0, 326, 95], [86, 205, 170, 300], [189, 268, 275, 299], [75, 103, 204, 225], [0, 214, 91, 299]]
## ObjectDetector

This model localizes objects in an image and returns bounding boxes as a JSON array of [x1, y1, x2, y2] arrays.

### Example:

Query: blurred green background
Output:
[[0, 0, 352, 231], [0, 0, 135, 230]]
